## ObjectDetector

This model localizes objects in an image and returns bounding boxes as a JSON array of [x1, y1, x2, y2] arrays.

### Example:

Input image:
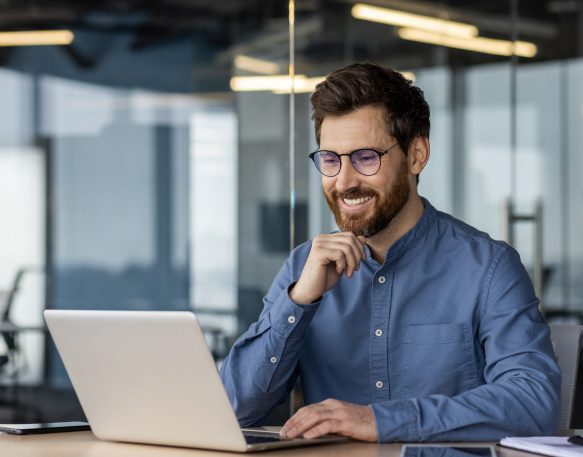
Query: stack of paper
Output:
[[500, 436, 583, 457]]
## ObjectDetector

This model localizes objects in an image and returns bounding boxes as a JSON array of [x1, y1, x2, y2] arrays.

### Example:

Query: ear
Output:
[[408, 137, 430, 176]]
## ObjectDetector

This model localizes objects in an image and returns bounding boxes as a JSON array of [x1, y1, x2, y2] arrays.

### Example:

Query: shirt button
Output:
[[375, 329, 383, 337], [287, 315, 296, 324], [378, 276, 386, 284], [270, 356, 277, 364], [376, 381, 384, 389]]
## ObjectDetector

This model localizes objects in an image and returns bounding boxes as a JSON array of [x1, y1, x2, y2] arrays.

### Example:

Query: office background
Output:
[[1, 0, 582, 423]]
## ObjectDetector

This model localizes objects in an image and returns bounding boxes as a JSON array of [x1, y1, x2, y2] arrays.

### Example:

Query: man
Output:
[[220, 62, 560, 442]]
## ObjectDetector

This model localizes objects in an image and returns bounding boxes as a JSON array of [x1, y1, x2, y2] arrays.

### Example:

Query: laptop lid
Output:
[[44, 310, 346, 452], [44, 310, 250, 452]]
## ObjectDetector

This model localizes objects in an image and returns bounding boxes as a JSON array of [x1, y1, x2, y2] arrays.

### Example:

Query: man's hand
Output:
[[280, 399, 378, 442], [289, 233, 367, 304]]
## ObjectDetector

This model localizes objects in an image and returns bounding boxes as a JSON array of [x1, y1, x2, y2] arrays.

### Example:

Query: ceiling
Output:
[[0, 0, 581, 77]]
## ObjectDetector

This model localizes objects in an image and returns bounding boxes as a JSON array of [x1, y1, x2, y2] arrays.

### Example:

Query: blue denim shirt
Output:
[[220, 199, 560, 442]]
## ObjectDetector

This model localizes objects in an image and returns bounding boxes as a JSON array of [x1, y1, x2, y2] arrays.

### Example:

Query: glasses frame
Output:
[[309, 142, 399, 177]]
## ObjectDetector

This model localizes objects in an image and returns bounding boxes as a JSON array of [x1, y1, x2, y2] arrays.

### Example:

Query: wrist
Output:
[[288, 282, 320, 305]]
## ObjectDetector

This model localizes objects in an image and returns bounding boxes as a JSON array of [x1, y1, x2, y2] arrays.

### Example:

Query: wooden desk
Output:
[[0, 431, 532, 457]]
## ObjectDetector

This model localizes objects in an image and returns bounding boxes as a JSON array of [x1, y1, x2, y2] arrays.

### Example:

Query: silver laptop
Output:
[[44, 310, 346, 452]]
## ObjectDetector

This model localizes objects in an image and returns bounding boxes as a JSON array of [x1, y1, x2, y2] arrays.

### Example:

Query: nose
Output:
[[333, 156, 361, 193]]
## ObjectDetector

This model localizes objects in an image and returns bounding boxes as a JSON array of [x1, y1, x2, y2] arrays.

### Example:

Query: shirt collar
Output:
[[381, 197, 436, 265]]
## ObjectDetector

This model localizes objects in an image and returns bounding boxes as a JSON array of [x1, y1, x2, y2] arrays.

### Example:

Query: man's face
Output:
[[320, 105, 411, 238]]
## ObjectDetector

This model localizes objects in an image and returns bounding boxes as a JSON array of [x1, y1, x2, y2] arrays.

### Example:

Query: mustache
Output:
[[330, 188, 378, 200]]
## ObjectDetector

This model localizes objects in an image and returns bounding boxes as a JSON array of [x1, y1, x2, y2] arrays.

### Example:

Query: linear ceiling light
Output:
[[351, 3, 478, 39], [230, 75, 325, 93], [398, 28, 537, 58], [271, 72, 417, 93], [272, 77, 326, 94], [231, 70, 415, 94], [400, 71, 416, 82], [0, 30, 74, 47], [230, 67, 415, 94], [234, 55, 281, 75]]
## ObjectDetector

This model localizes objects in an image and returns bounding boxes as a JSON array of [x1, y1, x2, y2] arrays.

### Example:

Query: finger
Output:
[[281, 406, 330, 438], [332, 233, 366, 267], [281, 411, 308, 438], [316, 234, 365, 277], [338, 241, 361, 277], [313, 238, 355, 271], [316, 245, 350, 276], [356, 236, 368, 259], [326, 235, 362, 275], [345, 236, 365, 272], [303, 420, 342, 439], [319, 242, 359, 277], [280, 405, 313, 437]]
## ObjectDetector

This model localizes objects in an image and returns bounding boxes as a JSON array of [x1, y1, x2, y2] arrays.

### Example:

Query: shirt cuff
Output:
[[371, 399, 419, 442], [268, 282, 321, 336]]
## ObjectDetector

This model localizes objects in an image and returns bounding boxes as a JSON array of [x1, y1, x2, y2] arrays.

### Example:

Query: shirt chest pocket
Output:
[[399, 323, 479, 397]]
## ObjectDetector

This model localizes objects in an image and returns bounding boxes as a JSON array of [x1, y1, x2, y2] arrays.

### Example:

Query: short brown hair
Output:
[[310, 62, 430, 156]]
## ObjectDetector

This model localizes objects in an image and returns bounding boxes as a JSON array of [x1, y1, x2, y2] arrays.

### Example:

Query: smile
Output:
[[343, 196, 373, 206]]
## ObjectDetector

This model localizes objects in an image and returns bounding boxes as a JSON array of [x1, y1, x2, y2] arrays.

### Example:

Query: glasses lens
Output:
[[316, 151, 341, 176], [352, 149, 381, 175]]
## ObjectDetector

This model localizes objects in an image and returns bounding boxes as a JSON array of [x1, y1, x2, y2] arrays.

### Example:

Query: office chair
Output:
[[549, 324, 583, 435], [0, 292, 8, 370], [0, 268, 48, 423], [0, 269, 26, 379]]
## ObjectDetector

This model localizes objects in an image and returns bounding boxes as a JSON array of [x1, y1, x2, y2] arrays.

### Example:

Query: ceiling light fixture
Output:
[[272, 77, 325, 94], [0, 30, 74, 47], [400, 71, 416, 82], [230, 75, 324, 93], [351, 3, 478, 38], [231, 70, 415, 94], [233, 55, 281, 75], [398, 28, 537, 58]]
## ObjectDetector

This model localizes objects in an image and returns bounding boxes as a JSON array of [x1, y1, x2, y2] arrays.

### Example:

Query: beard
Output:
[[323, 160, 411, 238]]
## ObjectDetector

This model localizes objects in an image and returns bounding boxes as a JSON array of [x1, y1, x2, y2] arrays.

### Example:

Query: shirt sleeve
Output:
[[220, 255, 320, 427], [371, 246, 561, 442]]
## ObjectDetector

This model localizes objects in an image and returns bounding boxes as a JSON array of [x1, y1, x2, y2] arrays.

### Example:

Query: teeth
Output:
[[343, 196, 372, 206]]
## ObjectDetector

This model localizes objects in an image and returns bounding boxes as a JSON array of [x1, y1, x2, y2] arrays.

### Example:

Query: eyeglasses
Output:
[[309, 143, 399, 177]]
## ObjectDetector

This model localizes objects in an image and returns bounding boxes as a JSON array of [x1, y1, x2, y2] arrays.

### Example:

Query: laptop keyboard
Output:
[[244, 433, 286, 444]]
